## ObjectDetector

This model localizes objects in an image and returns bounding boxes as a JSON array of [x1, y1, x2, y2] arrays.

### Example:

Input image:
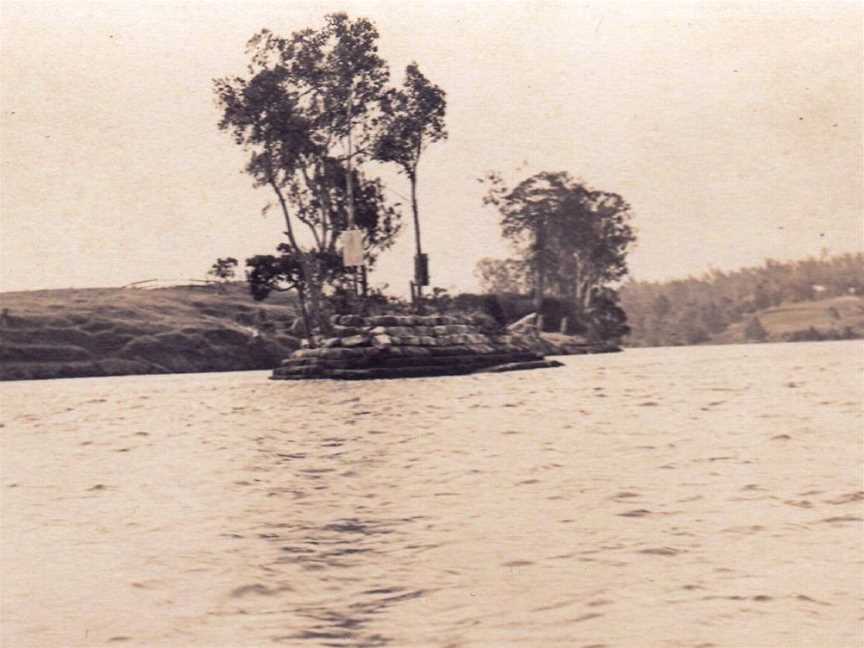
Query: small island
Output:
[[273, 313, 564, 380]]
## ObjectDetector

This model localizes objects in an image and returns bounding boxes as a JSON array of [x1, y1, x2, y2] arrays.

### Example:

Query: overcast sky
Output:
[[1, 0, 861, 294]]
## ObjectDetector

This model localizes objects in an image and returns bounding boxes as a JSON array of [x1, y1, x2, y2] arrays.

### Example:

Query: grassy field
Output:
[[714, 295, 864, 343], [0, 284, 302, 381]]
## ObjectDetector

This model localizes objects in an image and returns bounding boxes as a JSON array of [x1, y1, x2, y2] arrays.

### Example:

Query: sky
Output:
[[1, 0, 861, 294]]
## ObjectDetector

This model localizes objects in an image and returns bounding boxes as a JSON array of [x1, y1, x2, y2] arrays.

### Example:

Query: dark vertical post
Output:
[[345, 82, 355, 230]]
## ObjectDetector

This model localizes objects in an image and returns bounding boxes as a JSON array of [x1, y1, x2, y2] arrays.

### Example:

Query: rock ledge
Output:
[[271, 314, 563, 380]]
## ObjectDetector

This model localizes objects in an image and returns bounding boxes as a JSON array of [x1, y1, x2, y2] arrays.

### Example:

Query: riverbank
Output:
[[0, 285, 302, 381], [4, 285, 854, 382], [0, 286, 616, 381]]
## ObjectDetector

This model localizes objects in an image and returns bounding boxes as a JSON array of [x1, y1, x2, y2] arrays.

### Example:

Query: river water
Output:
[[1, 341, 862, 648]]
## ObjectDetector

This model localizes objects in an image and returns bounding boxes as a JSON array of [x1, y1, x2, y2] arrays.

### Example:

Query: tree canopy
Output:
[[474, 257, 530, 294], [375, 62, 447, 296], [481, 171, 636, 319], [375, 63, 447, 182], [213, 13, 404, 329]]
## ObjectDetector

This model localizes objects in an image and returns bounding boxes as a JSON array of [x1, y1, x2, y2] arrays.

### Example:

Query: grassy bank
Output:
[[0, 285, 302, 381], [2, 285, 859, 381]]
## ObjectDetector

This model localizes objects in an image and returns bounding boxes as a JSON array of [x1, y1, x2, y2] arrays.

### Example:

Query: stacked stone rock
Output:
[[272, 313, 562, 380]]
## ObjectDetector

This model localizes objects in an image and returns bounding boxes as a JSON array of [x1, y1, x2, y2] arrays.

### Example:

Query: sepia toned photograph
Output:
[[1, 1, 862, 646]]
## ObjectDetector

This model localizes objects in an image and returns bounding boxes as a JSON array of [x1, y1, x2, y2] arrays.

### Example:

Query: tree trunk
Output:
[[270, 179, 322, 343], [533, 220, 546, 313], [411, 172, 422, 256], [410, 171, 423, 302], [296, 284, 313, 345], [301, 254, 331, 337]]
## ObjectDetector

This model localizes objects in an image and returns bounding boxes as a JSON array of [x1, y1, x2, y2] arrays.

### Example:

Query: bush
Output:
[[744, 317, 769, 341], [481, 294, 507, 327], [784, 326, 861, 342]]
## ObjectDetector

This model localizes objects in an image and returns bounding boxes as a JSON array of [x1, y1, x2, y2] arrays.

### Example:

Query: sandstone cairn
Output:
[[272, 313, 563, 380]]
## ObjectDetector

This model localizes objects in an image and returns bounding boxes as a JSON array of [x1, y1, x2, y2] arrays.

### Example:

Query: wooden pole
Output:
[[345, 82, 360, 298], [346, 82, 355, 230]]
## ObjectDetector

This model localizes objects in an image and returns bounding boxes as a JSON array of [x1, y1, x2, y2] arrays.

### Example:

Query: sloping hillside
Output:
[[620, 253, 864, 347], [714, 295, 864, 344], [0, 284, 302, 380]]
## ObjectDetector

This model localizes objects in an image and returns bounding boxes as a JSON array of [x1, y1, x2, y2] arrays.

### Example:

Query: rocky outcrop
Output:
[[539, 332, 622, 356], [504, 313, 622, 356], [272, 314, 563, 380], [507, 312, 540, 335]]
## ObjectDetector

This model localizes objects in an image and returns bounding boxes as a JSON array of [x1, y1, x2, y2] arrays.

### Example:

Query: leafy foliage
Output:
[[208, 257, 239, 282], [246, 249, 307, 302], [479, 170, 635, 340], [213, 13, 403, 331], [744, 316, 768, 341], [481, 171, 636, 312], [475, 257, 531, 294], [586, 287, 631, 342], [374, 63, 447, 290], [375, 63, 447, 179]]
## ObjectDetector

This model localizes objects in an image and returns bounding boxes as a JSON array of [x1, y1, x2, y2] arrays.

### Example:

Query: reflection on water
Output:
[[2, 341, 862, 647]]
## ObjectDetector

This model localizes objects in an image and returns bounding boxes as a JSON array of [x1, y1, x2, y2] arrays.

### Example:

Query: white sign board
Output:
[[342, 229, 364, 267]]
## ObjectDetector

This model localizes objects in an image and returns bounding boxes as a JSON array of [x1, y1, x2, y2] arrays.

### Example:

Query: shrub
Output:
[[744, 317, 769, 341]]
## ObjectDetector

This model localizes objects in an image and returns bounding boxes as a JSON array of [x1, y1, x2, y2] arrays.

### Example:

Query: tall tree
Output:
[[213, 13, 401, 332], [482, 171, 635, 320], [482, 171, 568, 311], [374, 63, 447, 298], [553, 187, 636, 315]]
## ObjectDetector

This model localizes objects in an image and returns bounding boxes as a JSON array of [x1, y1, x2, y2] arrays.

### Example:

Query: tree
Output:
[[374, 63, 447, 299], [482, 171, 564, 311], [556, 188, 635, 317], [213, 14, 402, 334], [744, 316, 768, 342], [474, 257, 531, 294], [208, 257, 238, 290], [674, 305, 710, 345], [652, 294, 672, 319], [245, 246, 335, 336], [482, 170, 636, 330], [587, 287, 631, 342]]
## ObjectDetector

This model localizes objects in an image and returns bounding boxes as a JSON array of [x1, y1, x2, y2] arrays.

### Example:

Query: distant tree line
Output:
[[618, 253, 864, 346]]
